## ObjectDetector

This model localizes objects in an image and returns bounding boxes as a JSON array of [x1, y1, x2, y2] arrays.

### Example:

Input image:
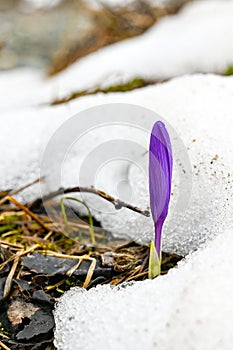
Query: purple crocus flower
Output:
[[149, 121, 173, 259]]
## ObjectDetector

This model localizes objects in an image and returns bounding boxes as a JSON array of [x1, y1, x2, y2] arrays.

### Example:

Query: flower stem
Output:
[[148, 240, 161, 279]]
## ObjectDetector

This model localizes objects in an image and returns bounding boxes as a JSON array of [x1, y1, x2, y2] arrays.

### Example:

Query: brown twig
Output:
[[7, 196, 49, 231], [3, 254, 20, 298], [9, 177, 43, 197], [0, 241, 23, 250], [44, 252, 97, 290], [0, 244, 40, 271], [0, 177, 43, 206], [83, 258, 97, 288], [30, 186, 150, 217], [125, 270, 148, 282], [0, 340, 11, 350]]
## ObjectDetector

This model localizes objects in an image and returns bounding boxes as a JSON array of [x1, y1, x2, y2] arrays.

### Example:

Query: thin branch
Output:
[[0, 177, 43, 206], [0, 340, 11, 350], [7, 196, 48, 231], [30, 186, 150, 217], [0, 244, 40, 271], [3, 254, 20, 299]]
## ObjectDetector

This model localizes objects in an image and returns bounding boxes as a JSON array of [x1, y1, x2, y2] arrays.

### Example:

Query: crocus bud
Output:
[[148, 121, 173, 277]]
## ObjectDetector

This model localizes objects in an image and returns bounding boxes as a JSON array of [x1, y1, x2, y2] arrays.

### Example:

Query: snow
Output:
[[23, 0, 174, 10], [54, 228, 233, 350], [0, 69, 51, 113], [1, 74, 232, 255], [1, 0, 233, 349], [50, 74, 233, 350], [86, 0, 187, 10], [2, 0, 233, 107], [22, 0, 61, 9], [44, 0, 233, 98]]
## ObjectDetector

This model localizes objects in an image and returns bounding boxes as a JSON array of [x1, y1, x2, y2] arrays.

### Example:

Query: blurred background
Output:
[[0, 0, 190, 75]]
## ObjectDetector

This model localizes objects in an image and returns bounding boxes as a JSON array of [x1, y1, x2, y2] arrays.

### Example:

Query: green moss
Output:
[[2, 214, 20, 222], [0, 224, 16, 234], [65, 276, 77, 287], [222, 65, 233, 76], [51, 77, 153, 105], [0, 322, 10, 336], [101, 78, 147, 93]]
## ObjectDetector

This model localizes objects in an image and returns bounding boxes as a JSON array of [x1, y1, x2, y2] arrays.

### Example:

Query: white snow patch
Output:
[[86, 0, 189, 10], [22, 0, 61, 9], [54, 228, 233, 350], [0, 69, 53, 113]]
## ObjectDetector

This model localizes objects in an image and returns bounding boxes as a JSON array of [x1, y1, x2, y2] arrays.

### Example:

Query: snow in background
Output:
[[86, 0, 189, 10], [23, 0, 61, 9], [46, 0, 233, 98], [24, 0, 175, 9], [2, 0, 233, 111]]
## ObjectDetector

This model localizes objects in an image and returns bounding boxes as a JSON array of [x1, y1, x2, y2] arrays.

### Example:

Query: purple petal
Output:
[[149, 121, 173, 257]]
